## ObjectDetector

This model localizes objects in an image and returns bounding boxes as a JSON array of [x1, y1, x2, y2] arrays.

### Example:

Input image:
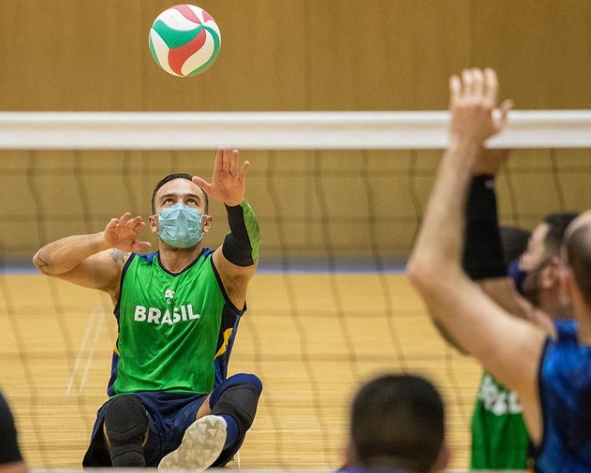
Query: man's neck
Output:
[[539, 292, 572, 321], [158, 243, 204, 273], [356, 456, 421, 473]]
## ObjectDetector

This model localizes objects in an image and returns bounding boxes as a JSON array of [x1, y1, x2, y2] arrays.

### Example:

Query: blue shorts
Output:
[[82, 391, 208, 467]]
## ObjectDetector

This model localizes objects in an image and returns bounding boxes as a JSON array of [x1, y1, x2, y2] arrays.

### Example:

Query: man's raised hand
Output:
[[449, 68, 513, 146], [103, 213, 152, 253], [192, 148, 250, 207]]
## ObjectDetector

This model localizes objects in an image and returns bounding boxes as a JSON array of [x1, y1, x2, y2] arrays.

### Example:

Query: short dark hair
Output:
[[544, 212, 579, 255], [500, 226, 531, 266], [566, 224, 591, 305], [351, 374, 445, 473], [151, 173, 209, 214]]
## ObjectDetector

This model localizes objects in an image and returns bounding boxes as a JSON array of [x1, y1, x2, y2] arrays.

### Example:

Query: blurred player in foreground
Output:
[[33, 148, 261, 471], [408, 68, 591, 472], [466, 201, 577, 468], [460, 148, 578, 469]]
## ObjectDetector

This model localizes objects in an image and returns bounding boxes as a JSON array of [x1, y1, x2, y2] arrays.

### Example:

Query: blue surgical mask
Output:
[[158, 203, 204, 249], [507, 257, 527, 295], [508, 255, 551, 297]]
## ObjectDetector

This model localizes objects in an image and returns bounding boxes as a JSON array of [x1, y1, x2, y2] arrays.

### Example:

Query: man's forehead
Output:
[[564, 211, 591, 244], [532, 222, 550, 241], [526, 223, 550, 256], [156, 178, 203, 198], [561, 211, 591, 262]]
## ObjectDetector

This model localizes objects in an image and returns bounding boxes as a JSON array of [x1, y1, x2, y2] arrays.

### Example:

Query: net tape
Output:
[[0, 111, 590, 149]]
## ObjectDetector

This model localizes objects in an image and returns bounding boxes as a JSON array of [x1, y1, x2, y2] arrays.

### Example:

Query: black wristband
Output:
[[462, 175, 506, 280], [222, 201, 260, 267]]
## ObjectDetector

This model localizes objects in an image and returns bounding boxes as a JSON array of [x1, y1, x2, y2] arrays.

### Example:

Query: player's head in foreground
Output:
[[407, 67, 591, 472], [345, 374, 448, 473]]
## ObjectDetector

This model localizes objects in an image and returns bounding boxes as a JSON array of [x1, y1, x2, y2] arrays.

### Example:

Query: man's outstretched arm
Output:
[[32, 213, 151, 297], [193, 148, 260, 309], [406, 69, 545, 442], [434, 149, 554, 353]]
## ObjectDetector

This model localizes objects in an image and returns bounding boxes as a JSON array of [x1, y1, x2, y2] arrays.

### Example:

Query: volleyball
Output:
[[149, 4, 221, 78]]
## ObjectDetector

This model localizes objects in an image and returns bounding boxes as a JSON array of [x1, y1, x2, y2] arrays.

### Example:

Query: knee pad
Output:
[[211, 374, 262, 435], [104, 395, 148, 467]]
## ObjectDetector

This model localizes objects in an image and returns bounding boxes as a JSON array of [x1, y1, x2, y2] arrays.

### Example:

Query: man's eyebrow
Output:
[[159, 192, 201, 202], [159, 193, 177, 201]]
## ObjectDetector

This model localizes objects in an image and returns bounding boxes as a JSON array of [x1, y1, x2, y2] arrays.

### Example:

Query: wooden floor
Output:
[[0, 271, 481, 470]]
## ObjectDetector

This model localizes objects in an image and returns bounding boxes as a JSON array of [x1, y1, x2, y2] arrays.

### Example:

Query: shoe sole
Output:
[[158, 415, 227, 471]]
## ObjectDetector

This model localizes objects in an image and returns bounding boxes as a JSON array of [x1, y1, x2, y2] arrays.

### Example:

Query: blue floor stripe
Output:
[[1, 261, 408, 275]]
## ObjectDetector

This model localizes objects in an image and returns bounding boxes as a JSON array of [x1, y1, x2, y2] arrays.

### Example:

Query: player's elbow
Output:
[[407, 256, 460, 298], [32, 249, 51, 274], [32, 251, 41, 270], [407, 257, 438, 294]]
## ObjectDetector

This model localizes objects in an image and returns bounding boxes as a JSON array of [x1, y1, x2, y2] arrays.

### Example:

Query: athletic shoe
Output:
[[158, 415, 227, 471]]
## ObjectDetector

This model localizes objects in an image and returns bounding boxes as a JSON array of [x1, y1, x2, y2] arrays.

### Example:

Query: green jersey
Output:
[[108, 249, 243, 396], [471, 371, 530, 470]]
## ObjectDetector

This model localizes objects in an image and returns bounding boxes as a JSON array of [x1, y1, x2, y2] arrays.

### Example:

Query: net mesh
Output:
[[1, 143, 591, 469]]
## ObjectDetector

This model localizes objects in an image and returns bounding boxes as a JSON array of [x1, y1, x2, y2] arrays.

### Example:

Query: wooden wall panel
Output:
[[413, 0, 472, 109], [0, 1, 145, 111], [470, 0, 591, 109], [308, 0, 470, 110], [1, 1, 590, 111]]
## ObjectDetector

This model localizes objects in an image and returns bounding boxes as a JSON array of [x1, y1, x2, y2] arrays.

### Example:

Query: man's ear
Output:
[[541, 256, 562, 290], [149, 214, 158, 234], [202, 214, 213, 234]]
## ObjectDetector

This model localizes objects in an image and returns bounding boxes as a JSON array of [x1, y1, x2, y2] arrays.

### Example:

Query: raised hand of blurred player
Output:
[[104, 213, 152, 253], [193, 147, 250, 207], [449, 68, 513, 148]]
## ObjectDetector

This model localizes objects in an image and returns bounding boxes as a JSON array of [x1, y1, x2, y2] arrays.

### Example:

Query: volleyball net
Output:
[[1, 111, 590, 470]]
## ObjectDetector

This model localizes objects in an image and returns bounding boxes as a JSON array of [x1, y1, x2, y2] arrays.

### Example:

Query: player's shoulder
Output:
[[193, 248, 216, 272], [542, 328, 591, 385]]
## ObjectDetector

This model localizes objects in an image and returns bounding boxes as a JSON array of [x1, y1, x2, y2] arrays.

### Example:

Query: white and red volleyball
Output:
[[149, 4, 221, 77]]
